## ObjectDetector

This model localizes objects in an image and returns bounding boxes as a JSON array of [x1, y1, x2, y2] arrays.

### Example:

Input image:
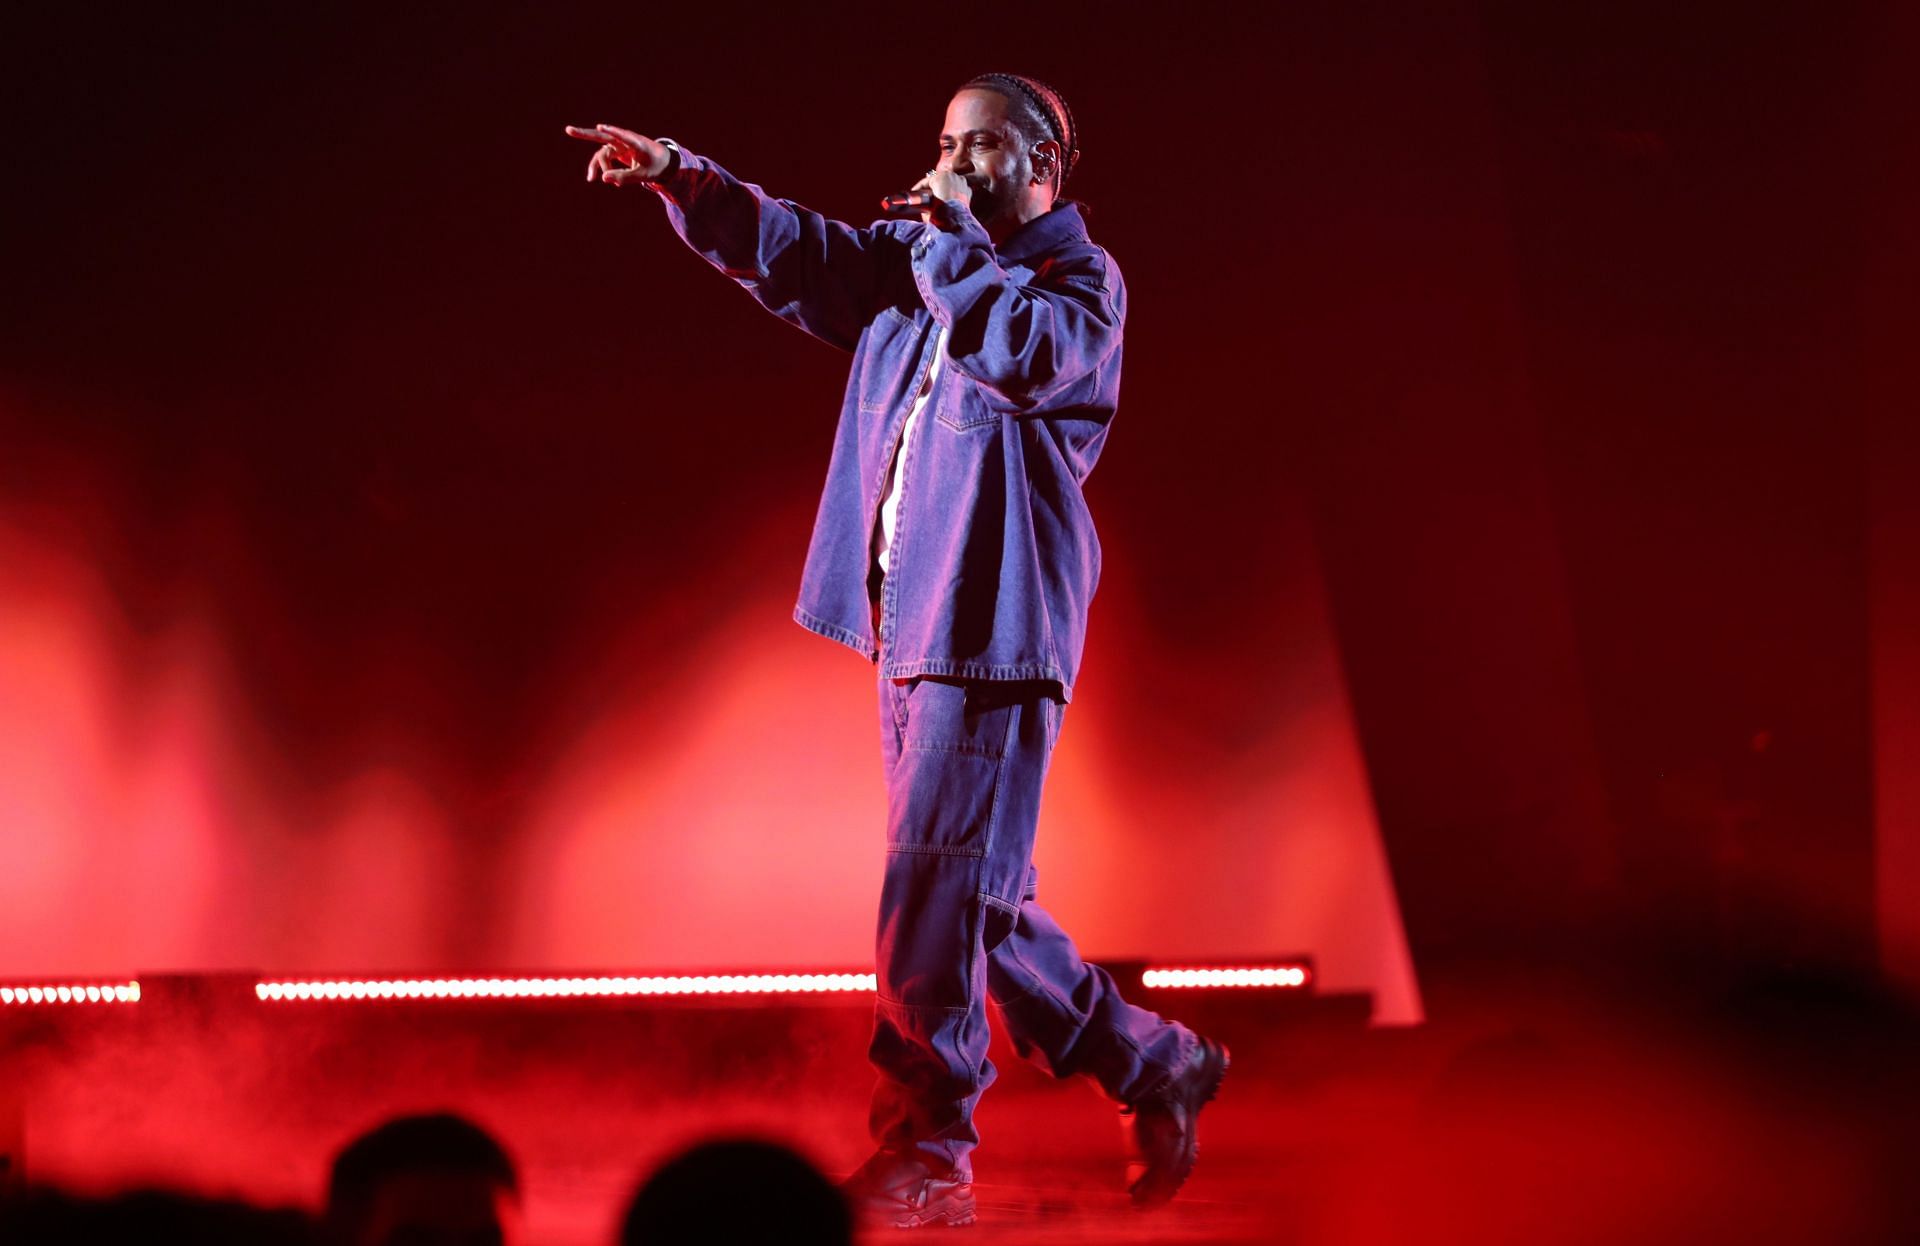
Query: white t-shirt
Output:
[[872, 323, 952, 575]]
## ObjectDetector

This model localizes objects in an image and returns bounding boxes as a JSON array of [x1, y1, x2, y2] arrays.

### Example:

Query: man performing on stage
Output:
[[566, 72, 1227, 1229]]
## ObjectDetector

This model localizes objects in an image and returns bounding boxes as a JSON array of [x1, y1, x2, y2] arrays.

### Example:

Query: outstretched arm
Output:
[[565, 123, 901, 353]]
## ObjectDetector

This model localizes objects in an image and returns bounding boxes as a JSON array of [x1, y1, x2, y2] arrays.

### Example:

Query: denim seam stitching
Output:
[[936, 384, 1000, 432], [873, 991, 969, 1015], [963, 895, 987, 1095], [793, 605, 874, 659], [875, 326, 940, 623], [886, 843, 986, 859], [881, 658, 1067, 682], [963, 717, 1015, 1110], [904, 741, 1005, 758], [975, 703, 1018, 917], [1003, 940, 1088, 1026], [979, 891, 1021, 917]]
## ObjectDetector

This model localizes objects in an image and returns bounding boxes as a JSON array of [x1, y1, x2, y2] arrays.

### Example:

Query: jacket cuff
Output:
[[637, 136, 695, 200], [909, 203, 993, 319]]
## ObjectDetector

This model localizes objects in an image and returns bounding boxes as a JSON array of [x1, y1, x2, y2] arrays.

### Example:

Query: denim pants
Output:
[[869, 670, 1200, 1176]]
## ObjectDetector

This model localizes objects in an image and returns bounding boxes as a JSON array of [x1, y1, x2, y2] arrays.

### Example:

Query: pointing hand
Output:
[[564, 123, 672, 185]]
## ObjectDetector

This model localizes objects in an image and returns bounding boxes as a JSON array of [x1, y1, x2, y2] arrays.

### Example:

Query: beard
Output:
[[964, 178, 1004, 222]]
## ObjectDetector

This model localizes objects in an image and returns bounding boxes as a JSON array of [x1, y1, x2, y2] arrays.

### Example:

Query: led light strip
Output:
[[0, 981, 141, 1006], [0, 969, 1306, 1008], [1140, 966, 1311, 989], [253, 973, 880, 1002], [251, 966, 1311, 1002]]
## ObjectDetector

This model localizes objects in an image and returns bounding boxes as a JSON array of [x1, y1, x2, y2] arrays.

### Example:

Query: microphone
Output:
[[879, 189, 942, 214]]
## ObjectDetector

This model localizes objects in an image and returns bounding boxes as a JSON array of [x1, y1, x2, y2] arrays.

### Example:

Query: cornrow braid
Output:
[[959, 72, 1081, 195]]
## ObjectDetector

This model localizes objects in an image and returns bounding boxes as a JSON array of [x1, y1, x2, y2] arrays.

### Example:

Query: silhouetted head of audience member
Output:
[[620, 1139, 850, 1246], [325, 1112, 521, 1246]]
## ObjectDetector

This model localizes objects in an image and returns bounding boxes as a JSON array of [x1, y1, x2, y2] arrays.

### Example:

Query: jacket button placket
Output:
[[876, 321, 943, 667]]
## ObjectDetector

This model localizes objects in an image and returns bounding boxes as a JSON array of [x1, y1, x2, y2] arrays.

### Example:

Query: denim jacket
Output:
[[642, 142, 1126, 700]]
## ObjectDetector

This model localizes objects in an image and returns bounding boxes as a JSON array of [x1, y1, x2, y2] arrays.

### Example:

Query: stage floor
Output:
[[6, 970, 1916, 1243]]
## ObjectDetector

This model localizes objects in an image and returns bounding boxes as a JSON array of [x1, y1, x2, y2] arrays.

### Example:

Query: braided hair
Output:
[[958, 72, 1081, 197]]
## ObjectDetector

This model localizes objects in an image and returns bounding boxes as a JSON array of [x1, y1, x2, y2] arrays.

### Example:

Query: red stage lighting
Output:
[[1140, 965, 1312, 990], [246, 964, 1314, 1002], [251, 973, 881, 1001], [0, 981, 141, 1006]]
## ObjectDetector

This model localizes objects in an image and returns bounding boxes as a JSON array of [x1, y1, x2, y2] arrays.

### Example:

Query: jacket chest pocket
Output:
[[934, 265, 1032, 432], [935, 382, 1008, 433]]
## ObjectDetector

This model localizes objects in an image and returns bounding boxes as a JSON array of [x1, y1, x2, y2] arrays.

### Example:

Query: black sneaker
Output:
[[1120, 1035, 1231, 1209], [839, 1148, 977, 1229]]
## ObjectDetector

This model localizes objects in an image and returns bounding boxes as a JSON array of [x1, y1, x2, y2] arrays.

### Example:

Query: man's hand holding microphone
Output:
[[887, 167, 973, 226]]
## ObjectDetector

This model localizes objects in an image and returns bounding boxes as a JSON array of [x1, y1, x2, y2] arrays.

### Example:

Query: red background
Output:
[[6, 2, 1917, 1018]]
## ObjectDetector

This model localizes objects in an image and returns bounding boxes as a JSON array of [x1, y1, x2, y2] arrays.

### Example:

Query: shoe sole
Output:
[[858, 1184, 977, 1229], [885, 1197, 977, 1229], [889, 1209, 977, 1228]]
